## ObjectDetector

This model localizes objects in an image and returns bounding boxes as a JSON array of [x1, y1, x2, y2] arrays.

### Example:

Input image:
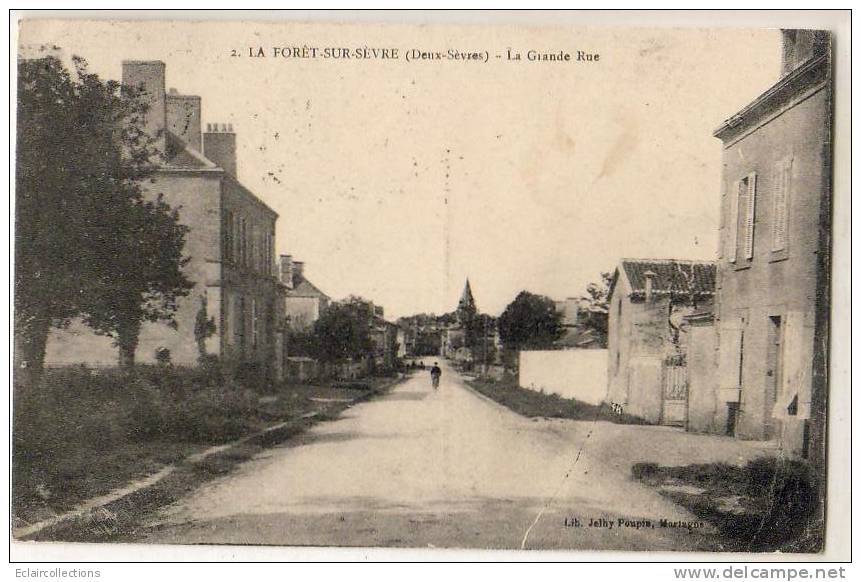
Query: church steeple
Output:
[[457, 278, 477, 324]]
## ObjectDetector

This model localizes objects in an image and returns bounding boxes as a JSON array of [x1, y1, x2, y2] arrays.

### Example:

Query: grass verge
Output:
[[13, 365, 404, 538], [632, 457, 823, 552], [464, 375, 650, 425]]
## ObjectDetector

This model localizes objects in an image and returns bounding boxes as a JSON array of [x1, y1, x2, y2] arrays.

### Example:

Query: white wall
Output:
[[518, 349, 608, 405]]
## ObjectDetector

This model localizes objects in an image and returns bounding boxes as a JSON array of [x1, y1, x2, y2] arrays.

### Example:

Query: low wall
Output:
[[518, 349, 608, 405]]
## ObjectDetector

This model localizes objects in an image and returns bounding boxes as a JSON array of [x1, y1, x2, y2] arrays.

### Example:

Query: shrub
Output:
[[168, 383, 258, 443], [155, 347, 172, 366], [234, 361, 269, 392], [631, 462, 659, 481], [123, 378, 171, 440]]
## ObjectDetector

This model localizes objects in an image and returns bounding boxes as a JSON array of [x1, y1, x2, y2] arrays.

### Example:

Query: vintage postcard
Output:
[[10, 12, 850, 560]]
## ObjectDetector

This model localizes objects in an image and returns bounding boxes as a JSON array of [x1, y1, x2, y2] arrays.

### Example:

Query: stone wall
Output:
[[519, 349, 608, 405]]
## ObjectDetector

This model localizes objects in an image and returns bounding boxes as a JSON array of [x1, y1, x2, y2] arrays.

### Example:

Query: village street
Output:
[[145, 361, 772, 550]]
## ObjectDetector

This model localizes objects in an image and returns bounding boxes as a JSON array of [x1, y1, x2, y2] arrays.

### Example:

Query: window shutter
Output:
[[772, 158, 791, 252], [718, 319, 743, 396], [773, 311, 812, 419], [743, 172, 757, 259], [728, 181, 740, 263]]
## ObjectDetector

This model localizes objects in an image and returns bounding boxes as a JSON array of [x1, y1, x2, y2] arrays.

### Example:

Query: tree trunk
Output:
[[15, 313, 51, 387], [117, 319, 141, 370]]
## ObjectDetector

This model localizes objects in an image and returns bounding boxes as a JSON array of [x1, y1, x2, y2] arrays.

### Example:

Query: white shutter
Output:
[[743, 172, 757, 259], [728, 181, 740, 263], [771, 158, 791, 252], [717, 319, 743, 400], [773, 311, 812, 419]]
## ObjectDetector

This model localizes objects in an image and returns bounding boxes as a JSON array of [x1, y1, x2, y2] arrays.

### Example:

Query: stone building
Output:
[[701, 30, 831, 460], [280, 255, 331, 331], [45, 60, 285, 377], [606, 259, 716, 425]]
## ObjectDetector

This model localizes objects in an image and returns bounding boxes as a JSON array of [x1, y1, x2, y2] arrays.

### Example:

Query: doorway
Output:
[[764, 315, 784, 440]]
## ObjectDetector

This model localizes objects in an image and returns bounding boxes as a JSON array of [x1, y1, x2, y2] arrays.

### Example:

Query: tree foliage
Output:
[[497, 291, 564, 350], [15, 55, 192, 375], [312, 298, 373, 363], [581, 272, 613, 311], [578, 271, 612, 347]]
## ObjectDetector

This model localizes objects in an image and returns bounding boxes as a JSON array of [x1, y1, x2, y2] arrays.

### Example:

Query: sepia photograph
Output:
[[9, 10, 850, 561]]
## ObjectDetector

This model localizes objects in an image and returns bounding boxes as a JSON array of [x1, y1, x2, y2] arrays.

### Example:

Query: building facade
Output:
[[280, 255, 331, 331], [709, 31, 831, 459], [607, 259, 716, 425], [45, 60, 285, 377]]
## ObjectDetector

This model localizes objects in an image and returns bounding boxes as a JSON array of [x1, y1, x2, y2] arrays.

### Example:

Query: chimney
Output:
[[166, 89, 202, 152], [292, 261, 305, 282], [780, 30, 829, 76], [644, 271, 656, 302], [203, 123, 237, 177], [122, 60, 167, 154], [279, 254, 294, 289]]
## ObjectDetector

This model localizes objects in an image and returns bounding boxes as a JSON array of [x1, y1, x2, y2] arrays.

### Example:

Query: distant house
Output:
[[607, 259, 716, 425], [371, 315, 399, 370], [554, 297, 607, 349], [279, 255, 330, 331], [702, 30, 831, 461]]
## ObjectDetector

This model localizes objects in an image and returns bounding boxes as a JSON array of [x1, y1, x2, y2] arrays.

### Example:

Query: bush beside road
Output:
[[13, 364, 404, 534]]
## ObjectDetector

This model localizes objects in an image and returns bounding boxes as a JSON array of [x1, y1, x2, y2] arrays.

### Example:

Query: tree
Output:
[[15, 56, 84, 383], [578, 271, 612, 347], [15, 55, 192, 375], [81, 193, 193, 368], [582, 272, 612, 310], [470, 313, 498, 365], [497, 291, 564, 351], [193, 295, 217, 361], [312, 299, 373, 363]]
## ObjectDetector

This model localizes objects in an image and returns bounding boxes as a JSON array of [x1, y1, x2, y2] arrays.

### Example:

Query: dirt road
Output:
[[145, 361, 770, 550]]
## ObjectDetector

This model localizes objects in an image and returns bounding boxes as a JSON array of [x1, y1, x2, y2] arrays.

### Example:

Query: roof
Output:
[[612, 259, 716, 300], [164, 131, 218, 170], [163, 133, 278, 219], [713, 52, 829, 143], [286, 276, 330, 300], [222, 173, 279, 218]]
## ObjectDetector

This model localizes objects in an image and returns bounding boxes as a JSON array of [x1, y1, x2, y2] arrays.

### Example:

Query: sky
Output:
[[18, 19, 781, 319]]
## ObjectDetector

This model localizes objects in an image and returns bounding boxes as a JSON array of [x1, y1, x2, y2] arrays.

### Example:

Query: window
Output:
[[239, 217, 247, 267], [224, 292, 231, 340], [236, 295, 246, 353], [233, 214, 240, 265], [224, 211, 234, 264], [251, 298, 259, 350], [250, 225, 257, 272], [772, 158, 792, 252], [729, 172, 757, 263]]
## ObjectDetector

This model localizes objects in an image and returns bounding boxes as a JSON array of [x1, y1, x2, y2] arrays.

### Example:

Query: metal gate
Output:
[[662, 361, 688, 426]]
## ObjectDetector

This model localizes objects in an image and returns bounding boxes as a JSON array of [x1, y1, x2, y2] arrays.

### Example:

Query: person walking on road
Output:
[[430, 362, 442, 389]]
